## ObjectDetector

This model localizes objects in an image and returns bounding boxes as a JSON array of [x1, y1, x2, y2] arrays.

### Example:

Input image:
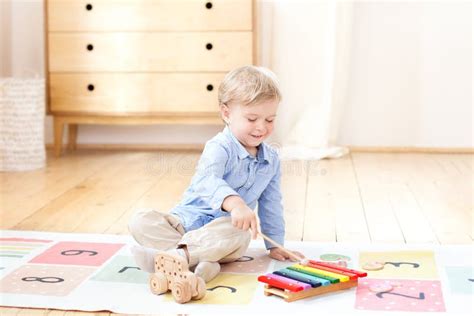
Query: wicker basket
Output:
[[0, 78, 46, 171]]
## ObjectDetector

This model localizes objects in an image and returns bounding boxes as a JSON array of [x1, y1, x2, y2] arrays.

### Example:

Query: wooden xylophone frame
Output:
[[263, 279, 359, 302], [259, 260, 367, 302]]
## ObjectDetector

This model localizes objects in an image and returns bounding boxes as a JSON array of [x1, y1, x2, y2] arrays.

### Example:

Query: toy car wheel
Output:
[[192, 276, 206, 300], [172, 279, 192, 304], [149, 272, 168, 295]]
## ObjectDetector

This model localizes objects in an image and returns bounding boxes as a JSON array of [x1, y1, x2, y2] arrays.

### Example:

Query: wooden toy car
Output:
[[149, 252, 206, 303]]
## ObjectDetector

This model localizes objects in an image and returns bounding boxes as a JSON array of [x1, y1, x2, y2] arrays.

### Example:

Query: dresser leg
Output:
[[54, 118, 65, 157], [68, 124, 78, 151]]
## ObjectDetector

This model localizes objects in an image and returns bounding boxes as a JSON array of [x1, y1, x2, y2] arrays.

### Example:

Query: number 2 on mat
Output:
[[376, 291, 425, 300]]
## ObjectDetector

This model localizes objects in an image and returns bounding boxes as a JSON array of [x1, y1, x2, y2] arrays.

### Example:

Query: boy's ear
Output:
[[219, 103, 230, 124]]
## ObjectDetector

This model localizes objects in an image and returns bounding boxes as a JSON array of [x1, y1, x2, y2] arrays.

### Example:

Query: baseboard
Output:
[[44, 143, 474, 154], [45, 143, 204, 151], [349, 146, 473, 154]]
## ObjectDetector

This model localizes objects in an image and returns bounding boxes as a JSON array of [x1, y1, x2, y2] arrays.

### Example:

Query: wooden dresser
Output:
[[45, 0, 255, 156]]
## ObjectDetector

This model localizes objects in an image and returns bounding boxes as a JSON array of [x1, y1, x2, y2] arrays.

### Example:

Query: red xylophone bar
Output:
[[258, 274, 306, 292], [309, 260, 367, 278]]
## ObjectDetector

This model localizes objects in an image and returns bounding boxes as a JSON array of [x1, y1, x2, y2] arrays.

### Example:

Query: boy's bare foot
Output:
[[131, 245, 158, 273], [194, 261, 221, 282]]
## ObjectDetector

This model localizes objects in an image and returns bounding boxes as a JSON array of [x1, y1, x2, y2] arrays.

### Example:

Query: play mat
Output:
[[0, 230, 472, 315]]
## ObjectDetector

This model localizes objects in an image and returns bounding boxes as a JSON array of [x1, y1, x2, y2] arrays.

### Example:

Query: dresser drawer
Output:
[[48, 0, 252, 31], [49, 73, 224, 114], [48, 32, 252, 72]]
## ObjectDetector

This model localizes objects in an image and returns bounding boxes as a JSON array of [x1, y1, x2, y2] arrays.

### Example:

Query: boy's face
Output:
[[221, 98, 279, 152]]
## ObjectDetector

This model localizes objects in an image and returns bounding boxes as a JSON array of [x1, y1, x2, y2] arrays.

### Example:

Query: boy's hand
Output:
[[269, 248, 305, 262], [230, 205, 258, 239], [222, 195, 258, 239]]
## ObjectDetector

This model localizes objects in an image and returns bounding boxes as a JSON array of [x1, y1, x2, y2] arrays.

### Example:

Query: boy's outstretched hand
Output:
[[229, 205, 258, 239], [269, 247, 305, 262]]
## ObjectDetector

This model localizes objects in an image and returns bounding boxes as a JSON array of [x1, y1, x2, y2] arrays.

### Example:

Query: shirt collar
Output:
[[223, 126, 272, 164]]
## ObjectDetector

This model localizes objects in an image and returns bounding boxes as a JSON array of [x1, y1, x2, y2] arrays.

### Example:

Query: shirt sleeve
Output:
[[258, 158, 286, 249], [191, 141, 239, 213]]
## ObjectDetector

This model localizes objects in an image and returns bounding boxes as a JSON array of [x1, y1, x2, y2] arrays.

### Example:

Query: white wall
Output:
[[2, 0, 472, 148], [338, 1, 472, 147]]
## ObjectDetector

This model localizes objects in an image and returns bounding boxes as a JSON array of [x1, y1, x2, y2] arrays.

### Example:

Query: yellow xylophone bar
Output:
[[292, 264, 350, 282]]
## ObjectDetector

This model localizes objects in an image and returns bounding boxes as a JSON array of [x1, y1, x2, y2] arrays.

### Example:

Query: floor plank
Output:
[[1, 151, 125, 229], [0, 307, 21, 315], [351, 153, 405, 243], [105, 152, 197, 235], [12, 152, 151, 232], [280, 160, 308, 241], [304, 156, 370, 243], [352, 153, 438, 244], [302, 159, 336, 242], [399, 154, 471, 244]]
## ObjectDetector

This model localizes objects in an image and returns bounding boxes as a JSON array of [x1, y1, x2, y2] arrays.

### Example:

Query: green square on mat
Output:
[[445, 266, 474, 295], [91, 255, 148, 284]]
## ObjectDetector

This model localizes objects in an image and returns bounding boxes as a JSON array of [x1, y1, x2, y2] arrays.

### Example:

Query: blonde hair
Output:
[[218, 65, 281, 106]]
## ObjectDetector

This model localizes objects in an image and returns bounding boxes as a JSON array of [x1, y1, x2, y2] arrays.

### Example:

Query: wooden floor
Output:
[[1, 149, 472, 315]]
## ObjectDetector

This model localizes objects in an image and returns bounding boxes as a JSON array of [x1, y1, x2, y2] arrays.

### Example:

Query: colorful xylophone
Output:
[[258, 260, 367, 302]]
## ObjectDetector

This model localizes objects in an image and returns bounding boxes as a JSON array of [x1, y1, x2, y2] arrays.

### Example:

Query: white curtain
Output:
[[258, 0, 353, 160], [0, 0, 46, 171]]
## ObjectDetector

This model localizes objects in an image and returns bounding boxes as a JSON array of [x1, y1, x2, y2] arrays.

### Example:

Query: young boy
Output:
[[129, 65, 303, 287]]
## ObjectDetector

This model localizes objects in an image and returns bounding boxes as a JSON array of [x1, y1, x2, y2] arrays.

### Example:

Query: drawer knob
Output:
[[87, 84, 95, 91], [205, 2, 213, 9], [206, 43, 213, 50], [87, 44, 94, 51], [86, 3, 93, 11], [206, 84, 214, 91]]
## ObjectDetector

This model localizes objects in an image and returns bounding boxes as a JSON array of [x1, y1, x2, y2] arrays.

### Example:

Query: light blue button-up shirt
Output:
[[170, 126, 285, 249]]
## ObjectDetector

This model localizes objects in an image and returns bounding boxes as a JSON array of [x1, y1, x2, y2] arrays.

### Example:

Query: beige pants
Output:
[[128, 209, 251, 267]]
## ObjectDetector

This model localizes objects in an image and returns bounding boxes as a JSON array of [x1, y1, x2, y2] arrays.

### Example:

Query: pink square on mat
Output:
[[355, 278, 446, 312], [29, 241, 124, 266], [0, 264, 95, 296]]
